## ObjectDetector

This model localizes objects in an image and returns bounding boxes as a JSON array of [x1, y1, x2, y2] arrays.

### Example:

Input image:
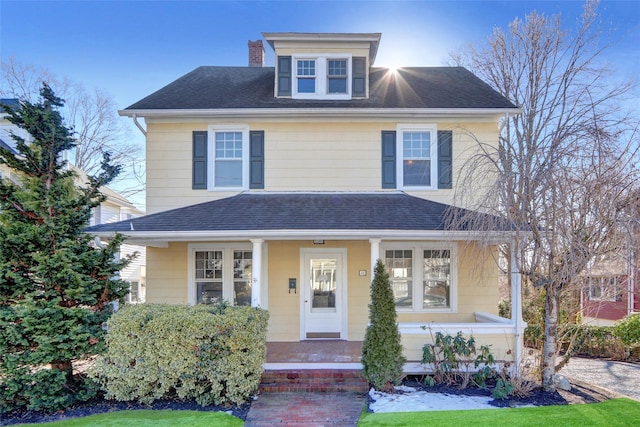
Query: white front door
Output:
[[301, 249, 346, 339]]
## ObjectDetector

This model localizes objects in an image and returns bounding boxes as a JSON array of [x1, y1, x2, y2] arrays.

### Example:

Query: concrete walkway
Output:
[[245, 392, 367, 427], [559, 357, 640, 401]]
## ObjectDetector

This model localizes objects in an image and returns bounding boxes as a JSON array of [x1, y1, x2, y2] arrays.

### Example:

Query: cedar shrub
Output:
[[0, 84, 130, 413], [361, 259, 406, 391]]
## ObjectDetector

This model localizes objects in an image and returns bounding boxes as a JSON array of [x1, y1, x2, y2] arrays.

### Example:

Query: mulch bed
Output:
[[0, 395, 251, 426], [1, 377, 616, 426]]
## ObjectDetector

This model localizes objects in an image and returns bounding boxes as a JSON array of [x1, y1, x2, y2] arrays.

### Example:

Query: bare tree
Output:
[[449, 0, 639, 391], [1, 57, 144, 197]]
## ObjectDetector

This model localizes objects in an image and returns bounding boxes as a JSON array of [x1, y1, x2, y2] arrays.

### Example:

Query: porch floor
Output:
[[266, 340, 363, 363]]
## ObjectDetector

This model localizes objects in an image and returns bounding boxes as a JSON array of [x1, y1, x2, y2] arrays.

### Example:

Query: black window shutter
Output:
[[249, 131, 265, 189], [381, 131, 396, 189], [192, 131, 208, 190], [437, 130, 453, 189], [277, 56, 292, 96], [352, 57, 366, 97]]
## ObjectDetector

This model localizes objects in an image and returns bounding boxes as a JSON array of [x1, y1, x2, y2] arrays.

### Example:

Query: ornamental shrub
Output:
[[90, 303, 269, 406], [614, 313, 640, 347], [361, 259, 406, 391], [0, 86, 128, 413]]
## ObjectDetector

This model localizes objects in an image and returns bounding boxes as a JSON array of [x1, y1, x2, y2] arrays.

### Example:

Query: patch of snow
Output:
[[369, 388, 498, 413]]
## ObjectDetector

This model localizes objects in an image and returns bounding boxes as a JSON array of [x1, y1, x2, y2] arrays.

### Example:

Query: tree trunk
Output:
[[542, 285, 559, 392], [50, 359, 73, 383]]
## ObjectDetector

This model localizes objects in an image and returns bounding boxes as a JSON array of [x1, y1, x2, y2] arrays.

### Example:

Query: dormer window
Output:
[[290, 55, 352, 100], [297, 60, 316, 93], [327, 59, 347, 94]]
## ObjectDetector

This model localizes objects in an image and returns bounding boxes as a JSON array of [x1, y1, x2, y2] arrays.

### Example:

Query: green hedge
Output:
[[90, 303, 269, 406]]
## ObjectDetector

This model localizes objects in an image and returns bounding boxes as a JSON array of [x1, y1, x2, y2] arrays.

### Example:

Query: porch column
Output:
[[369, 238, 381, 277], [510, 242, 524, 366], [251, 239, 264, 308]]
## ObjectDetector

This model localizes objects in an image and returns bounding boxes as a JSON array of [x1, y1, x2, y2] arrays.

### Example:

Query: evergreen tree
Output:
[[0, 84, 130, 412], [361, 259, 406, 391]]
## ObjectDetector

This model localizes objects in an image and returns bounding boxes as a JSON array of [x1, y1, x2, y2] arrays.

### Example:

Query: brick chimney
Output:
[[248, 40, 265, 67]]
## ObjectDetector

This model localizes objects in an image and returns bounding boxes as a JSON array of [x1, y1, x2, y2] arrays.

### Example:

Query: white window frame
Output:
[[188, 243, 253, 306], [382, 242, 457, 313], [396, 124, 438, 190], [588, 276, 622, 302], [292, 54, 352, 100], [207, 124, 250, 191]]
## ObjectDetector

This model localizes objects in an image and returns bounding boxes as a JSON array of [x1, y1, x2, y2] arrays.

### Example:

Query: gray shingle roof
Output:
[[125, 67, 516, 111], [85, 192, 504, 234], [0, 138, 17, 154]]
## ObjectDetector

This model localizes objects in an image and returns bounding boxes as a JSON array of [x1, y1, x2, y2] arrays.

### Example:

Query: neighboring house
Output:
[[581, 249, 639, 326], [0, 98, 146, 303], [87, 32, 525, 371]]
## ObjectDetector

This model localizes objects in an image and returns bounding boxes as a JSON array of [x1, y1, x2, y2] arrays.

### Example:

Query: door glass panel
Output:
[[310, 258, 336, 312]]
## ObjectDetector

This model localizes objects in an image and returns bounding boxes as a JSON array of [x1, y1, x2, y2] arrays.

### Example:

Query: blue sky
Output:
[[1, 0, 638, 208]]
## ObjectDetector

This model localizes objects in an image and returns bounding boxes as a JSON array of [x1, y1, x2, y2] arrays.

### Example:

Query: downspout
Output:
[[132, 114, 147, 137], [510, 240, 524, 370]]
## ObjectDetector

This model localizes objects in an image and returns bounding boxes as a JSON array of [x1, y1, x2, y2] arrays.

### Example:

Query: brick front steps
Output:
[[259, 369, 369, 393]]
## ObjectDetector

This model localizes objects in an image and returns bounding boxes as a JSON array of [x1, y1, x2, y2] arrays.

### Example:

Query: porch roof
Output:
[[86, 192, 512, 239]]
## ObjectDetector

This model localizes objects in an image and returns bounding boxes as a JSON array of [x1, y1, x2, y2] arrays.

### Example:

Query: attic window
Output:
[[292, 55, 351, 100], [327, 59, 347, 93], [297, 60, 316, 93]]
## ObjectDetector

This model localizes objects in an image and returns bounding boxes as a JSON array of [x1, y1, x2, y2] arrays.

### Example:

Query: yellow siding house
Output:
[[88, 33, 525, 372]]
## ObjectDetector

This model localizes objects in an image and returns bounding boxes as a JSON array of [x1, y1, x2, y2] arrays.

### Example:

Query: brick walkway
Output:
[[245, 392, 367, 427]]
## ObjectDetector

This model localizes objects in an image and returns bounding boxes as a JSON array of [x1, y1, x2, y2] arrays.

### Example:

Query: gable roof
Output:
[[122, 66, 517, 112], [86, 192, 511, 241]]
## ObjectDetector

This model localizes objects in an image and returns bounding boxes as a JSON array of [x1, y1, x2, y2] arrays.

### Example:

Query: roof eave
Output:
[[91, 229, 517, 247], [119, 108, 522, 120]]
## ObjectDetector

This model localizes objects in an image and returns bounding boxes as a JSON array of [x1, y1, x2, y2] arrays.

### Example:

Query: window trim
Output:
[[382, 242, 457, 313], [396, 124, 438, 190], [208, 125, 250, 191], [188, 243, 253, 306], [292, 54, 352, 100], [587, 276, 623, 302]]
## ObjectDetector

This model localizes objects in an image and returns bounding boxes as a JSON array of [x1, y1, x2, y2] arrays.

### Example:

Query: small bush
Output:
[[90, 303, 269, 406], [421, 330, 497, 389], [614, 314, 640, 347]]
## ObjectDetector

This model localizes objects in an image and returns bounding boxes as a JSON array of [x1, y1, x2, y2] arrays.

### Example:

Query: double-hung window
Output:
[[190, 244, 253, 306], [297, 60, 316, 93], [292, 55, 351, 99], [383, 243, 456, 312], [398, 124, 438, 188], [208, 125, 249, 190], [327, 59, 347, 94], [587, 276, 623, 302]]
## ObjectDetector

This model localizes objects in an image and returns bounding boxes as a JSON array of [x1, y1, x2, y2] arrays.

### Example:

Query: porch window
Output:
[[385, 250, 413, 308], [384, 243, 456, 312], [192, 246, 252, 306]]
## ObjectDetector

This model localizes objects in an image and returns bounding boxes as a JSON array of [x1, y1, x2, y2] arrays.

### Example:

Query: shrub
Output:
[[90, 303, 269, 406], [421, 330, 497, 389], [614, 314, 640, 347], [361, 259, 406, 391]]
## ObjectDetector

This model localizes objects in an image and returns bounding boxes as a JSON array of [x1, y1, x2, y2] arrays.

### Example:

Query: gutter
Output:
[[131, 114, 147, 136], [118, 107, 522, 121]]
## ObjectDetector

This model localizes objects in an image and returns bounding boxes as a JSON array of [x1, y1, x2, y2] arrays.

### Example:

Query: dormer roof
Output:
[[262, 32, 381, 64]]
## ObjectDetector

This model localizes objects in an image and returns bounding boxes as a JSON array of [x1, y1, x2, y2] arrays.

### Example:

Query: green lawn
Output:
[[358, 398, 640, 426], [14, 410, 243, 427]]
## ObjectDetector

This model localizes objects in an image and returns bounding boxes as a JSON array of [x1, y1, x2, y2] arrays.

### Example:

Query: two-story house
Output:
[[88, 32, 525, 371]]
